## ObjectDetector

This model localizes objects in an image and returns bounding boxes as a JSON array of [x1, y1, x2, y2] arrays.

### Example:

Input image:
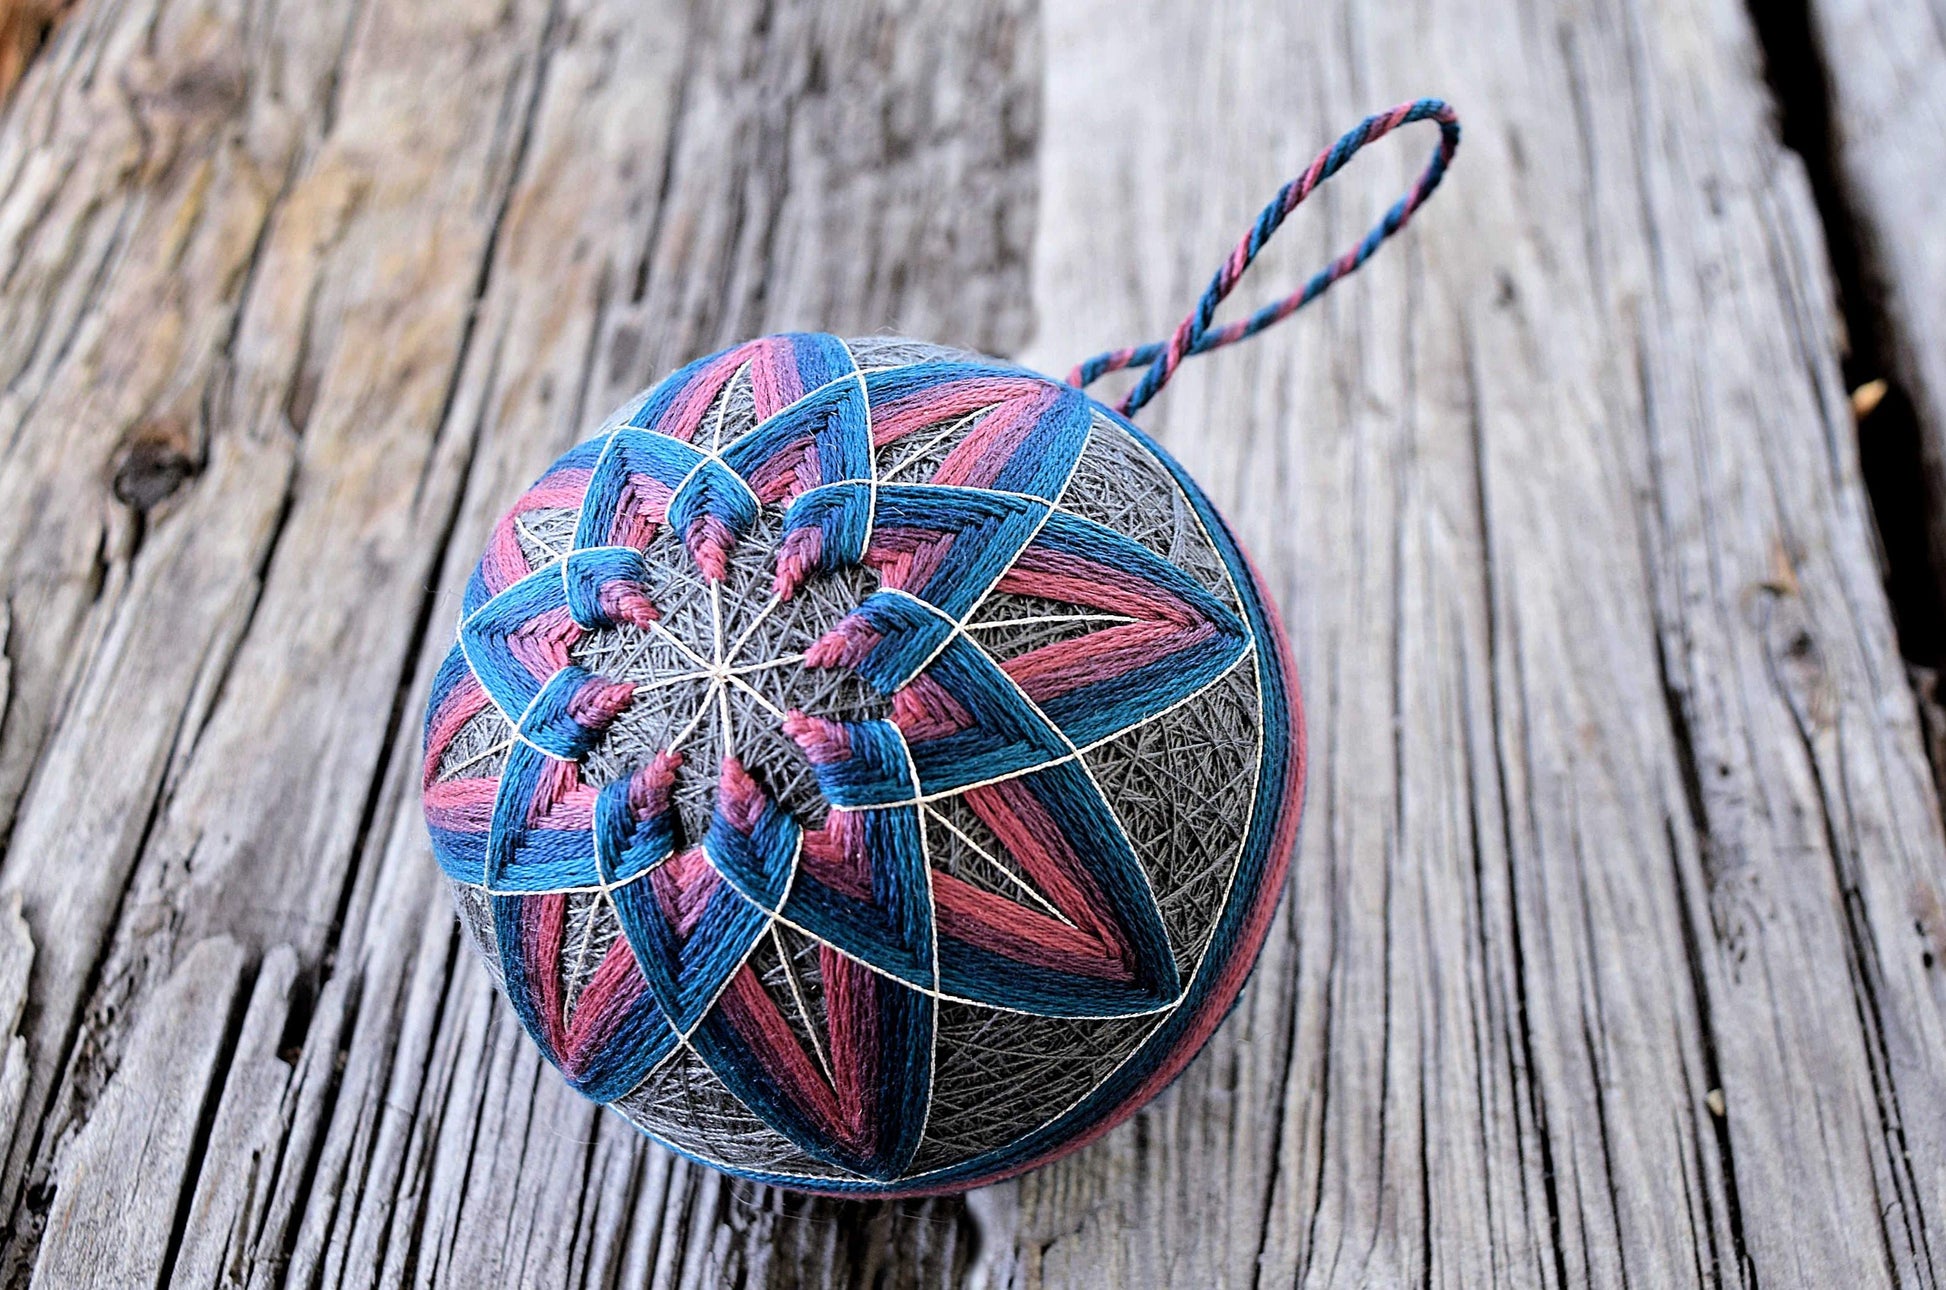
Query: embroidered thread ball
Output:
[[421, 101, 1457, 1193]]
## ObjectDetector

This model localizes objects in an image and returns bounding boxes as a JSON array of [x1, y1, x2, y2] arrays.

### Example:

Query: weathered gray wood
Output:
[[31, 937, 245, 1288], [0, 894, 36, 1185], [1803, 0, 1946, 609], [0, 0, 1025, 1283], [0, 0, 1941, 1284], [172, 946, 354, 1289], [1018, 0, 1946, 1283]]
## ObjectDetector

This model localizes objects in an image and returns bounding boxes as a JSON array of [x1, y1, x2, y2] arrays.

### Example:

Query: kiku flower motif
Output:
[[422, 333, 1264, 1183]]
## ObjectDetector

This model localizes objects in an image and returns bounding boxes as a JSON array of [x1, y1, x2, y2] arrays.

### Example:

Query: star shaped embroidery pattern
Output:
[[422, 333, 1256, 1180]]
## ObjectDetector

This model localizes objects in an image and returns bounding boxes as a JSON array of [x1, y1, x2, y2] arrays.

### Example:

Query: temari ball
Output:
[[421, 333, 1306, 1194]]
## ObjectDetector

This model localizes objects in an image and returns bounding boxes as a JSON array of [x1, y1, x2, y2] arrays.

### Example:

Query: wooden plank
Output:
[[30, 936, 245, 1288], [0, 894, 35, 1181], [1801, 0, 1946, 612], [171, 946, 355, 1289], [0, 0, 1029, 1283], [1017, 0, 1946, 1284], [0, 0, 1939, 1284]]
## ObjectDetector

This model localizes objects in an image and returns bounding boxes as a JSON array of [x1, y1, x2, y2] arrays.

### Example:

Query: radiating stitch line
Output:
[[771, 923, 835, 1086], [442, 737, 515, 779], [882, 404, 997, 483], [924, 802, 1076, 927], [516, 512, 569, 566]]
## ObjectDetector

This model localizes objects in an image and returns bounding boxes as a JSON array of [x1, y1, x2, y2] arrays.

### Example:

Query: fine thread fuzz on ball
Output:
[[421, 334, 1304, 1194]]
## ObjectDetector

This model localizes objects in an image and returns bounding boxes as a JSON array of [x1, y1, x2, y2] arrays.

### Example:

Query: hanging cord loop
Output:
[[1069, 98, 1461, 418]]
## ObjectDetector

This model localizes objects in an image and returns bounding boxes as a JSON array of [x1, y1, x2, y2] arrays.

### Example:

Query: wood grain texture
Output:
[[0, 0, 1027, 1282], [1802, 0, 1946, 612], [0, 0, 1940, 1284], [1019, 0, 1946, 1278]]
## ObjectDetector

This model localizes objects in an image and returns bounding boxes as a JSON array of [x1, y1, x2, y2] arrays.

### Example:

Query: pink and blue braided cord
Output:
[[1069, 98, 1461, 417]]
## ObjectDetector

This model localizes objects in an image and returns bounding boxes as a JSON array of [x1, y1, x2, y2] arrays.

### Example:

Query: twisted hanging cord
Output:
[[1069, 98, 1462, 418]]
